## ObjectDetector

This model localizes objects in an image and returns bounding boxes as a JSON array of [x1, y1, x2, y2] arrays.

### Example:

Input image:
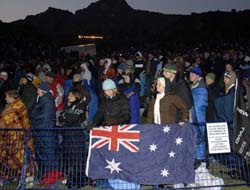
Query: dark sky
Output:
[[1, 0, 250, 23]]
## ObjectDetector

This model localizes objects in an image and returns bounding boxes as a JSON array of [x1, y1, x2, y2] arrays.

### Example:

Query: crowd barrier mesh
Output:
[[0, 128, 249, 190]]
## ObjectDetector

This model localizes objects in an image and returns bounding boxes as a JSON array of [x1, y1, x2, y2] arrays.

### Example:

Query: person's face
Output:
[[189, 72, 199, 83], [205, 77, 214, 86], [37, 88, 44, 97], [19, 77, 27, 86], [225, 64, 233, 72], [104, 89, 115, 97], [163, 71, 172, 79], [224, 76, 230, 85], [156, 81, 165, 93], [5, 94, 15, 104], [68, 92, 77, 103]]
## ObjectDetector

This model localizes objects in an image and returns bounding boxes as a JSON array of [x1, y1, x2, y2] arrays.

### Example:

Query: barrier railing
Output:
[[0, 128, 249, 189]]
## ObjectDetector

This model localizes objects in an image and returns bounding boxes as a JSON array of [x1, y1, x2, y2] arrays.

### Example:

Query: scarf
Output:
[[154, 92, 165, 124]]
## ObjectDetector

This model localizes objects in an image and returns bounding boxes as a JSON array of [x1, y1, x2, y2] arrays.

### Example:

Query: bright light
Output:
[[78, 35, 104, 40]]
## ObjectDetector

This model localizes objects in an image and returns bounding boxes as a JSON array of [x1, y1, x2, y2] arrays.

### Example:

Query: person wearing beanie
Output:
[[147, 77, 189, 124], [223, 71, 237, 94], [162, 63, 193, 112], [87, 78, 130, 128], [30, 81, 59, 180], [189, 65, 208, 168], [89, 78, 134, 189], [205, 72, 220, 122], [116, 63, 127, 84], [214, 70, 244, 173]]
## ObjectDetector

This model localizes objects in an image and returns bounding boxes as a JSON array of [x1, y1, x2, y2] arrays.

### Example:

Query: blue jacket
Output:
[[214, 86, 235, 123], [30, 92, 58, 174], [123, 84, 140, 124], [30, 92, 56, 129], [191, 78, 208, 160]]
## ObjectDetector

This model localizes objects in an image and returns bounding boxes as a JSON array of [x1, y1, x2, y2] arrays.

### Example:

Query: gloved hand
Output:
[[178, 121, 185, 127]]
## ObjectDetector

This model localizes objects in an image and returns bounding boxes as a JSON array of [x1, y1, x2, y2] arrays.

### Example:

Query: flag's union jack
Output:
[[91, 124, 140, 152]]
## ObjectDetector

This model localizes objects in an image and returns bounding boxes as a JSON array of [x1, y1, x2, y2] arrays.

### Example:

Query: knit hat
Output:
[[224, 71, 233, 79], [135, 51, 142, 58], [25, 72, 35, 82], [0, 71, 8, 80], [102, 79, 116, 90], [190, 65, 202, 76], [38, 82, 51, 93], [163, 64, 177, 74], [206, 72, 216, 81], [117, 63, 127, 72]]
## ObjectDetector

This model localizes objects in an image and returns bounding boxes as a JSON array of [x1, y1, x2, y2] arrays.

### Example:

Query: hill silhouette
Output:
[[1, 0, 250, 49]]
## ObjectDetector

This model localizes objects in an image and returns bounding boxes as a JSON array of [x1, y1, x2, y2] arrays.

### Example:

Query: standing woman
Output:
[[147, 77, 189, 124], [58, 89, 87, 188], [30, 82, 61, 185], [88, 79, 130, 127], [88, 79, 140, 189], [0, 90, 36, 182]]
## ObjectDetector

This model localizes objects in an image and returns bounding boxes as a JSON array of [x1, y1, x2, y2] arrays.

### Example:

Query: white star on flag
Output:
[[149, 143, 158, 152], [175, 137, 183, 145], [105, 158, 122, 174], [168, 151, 175, 158], [161, 168, 169, 177], [163, 125, 171, 134]]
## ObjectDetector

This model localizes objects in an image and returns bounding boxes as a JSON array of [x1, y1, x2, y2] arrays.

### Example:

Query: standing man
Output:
[[162, 63, 193, 121], [189, 65, 208, 167]]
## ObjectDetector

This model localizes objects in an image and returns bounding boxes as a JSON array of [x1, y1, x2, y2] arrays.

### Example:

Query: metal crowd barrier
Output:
[[0, 128, 249, 190]]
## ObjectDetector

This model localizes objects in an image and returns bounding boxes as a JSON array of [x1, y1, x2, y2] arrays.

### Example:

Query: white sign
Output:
[[206, 122, 231, 154]]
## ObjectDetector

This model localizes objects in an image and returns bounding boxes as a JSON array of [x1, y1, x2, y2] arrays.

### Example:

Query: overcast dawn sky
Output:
[[1, 0, 250, 23]]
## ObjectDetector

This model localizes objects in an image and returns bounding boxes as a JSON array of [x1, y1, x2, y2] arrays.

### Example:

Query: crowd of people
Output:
[[0, 42, 250, 188]]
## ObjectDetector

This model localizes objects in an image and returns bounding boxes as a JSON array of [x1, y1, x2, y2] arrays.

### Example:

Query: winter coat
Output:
[[214, 85, 235, 145], [91, 93, 130, 126], [19, 81, 37, 117], [30, 92, 56, 129], [30, 92, 58, 176], [147, 93, 189, 124], [59, 99, 86, 127], [190, 77, 208, 161]]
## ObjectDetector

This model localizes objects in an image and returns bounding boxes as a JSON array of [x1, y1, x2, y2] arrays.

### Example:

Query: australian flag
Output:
[[86, 123, 196, 185]]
